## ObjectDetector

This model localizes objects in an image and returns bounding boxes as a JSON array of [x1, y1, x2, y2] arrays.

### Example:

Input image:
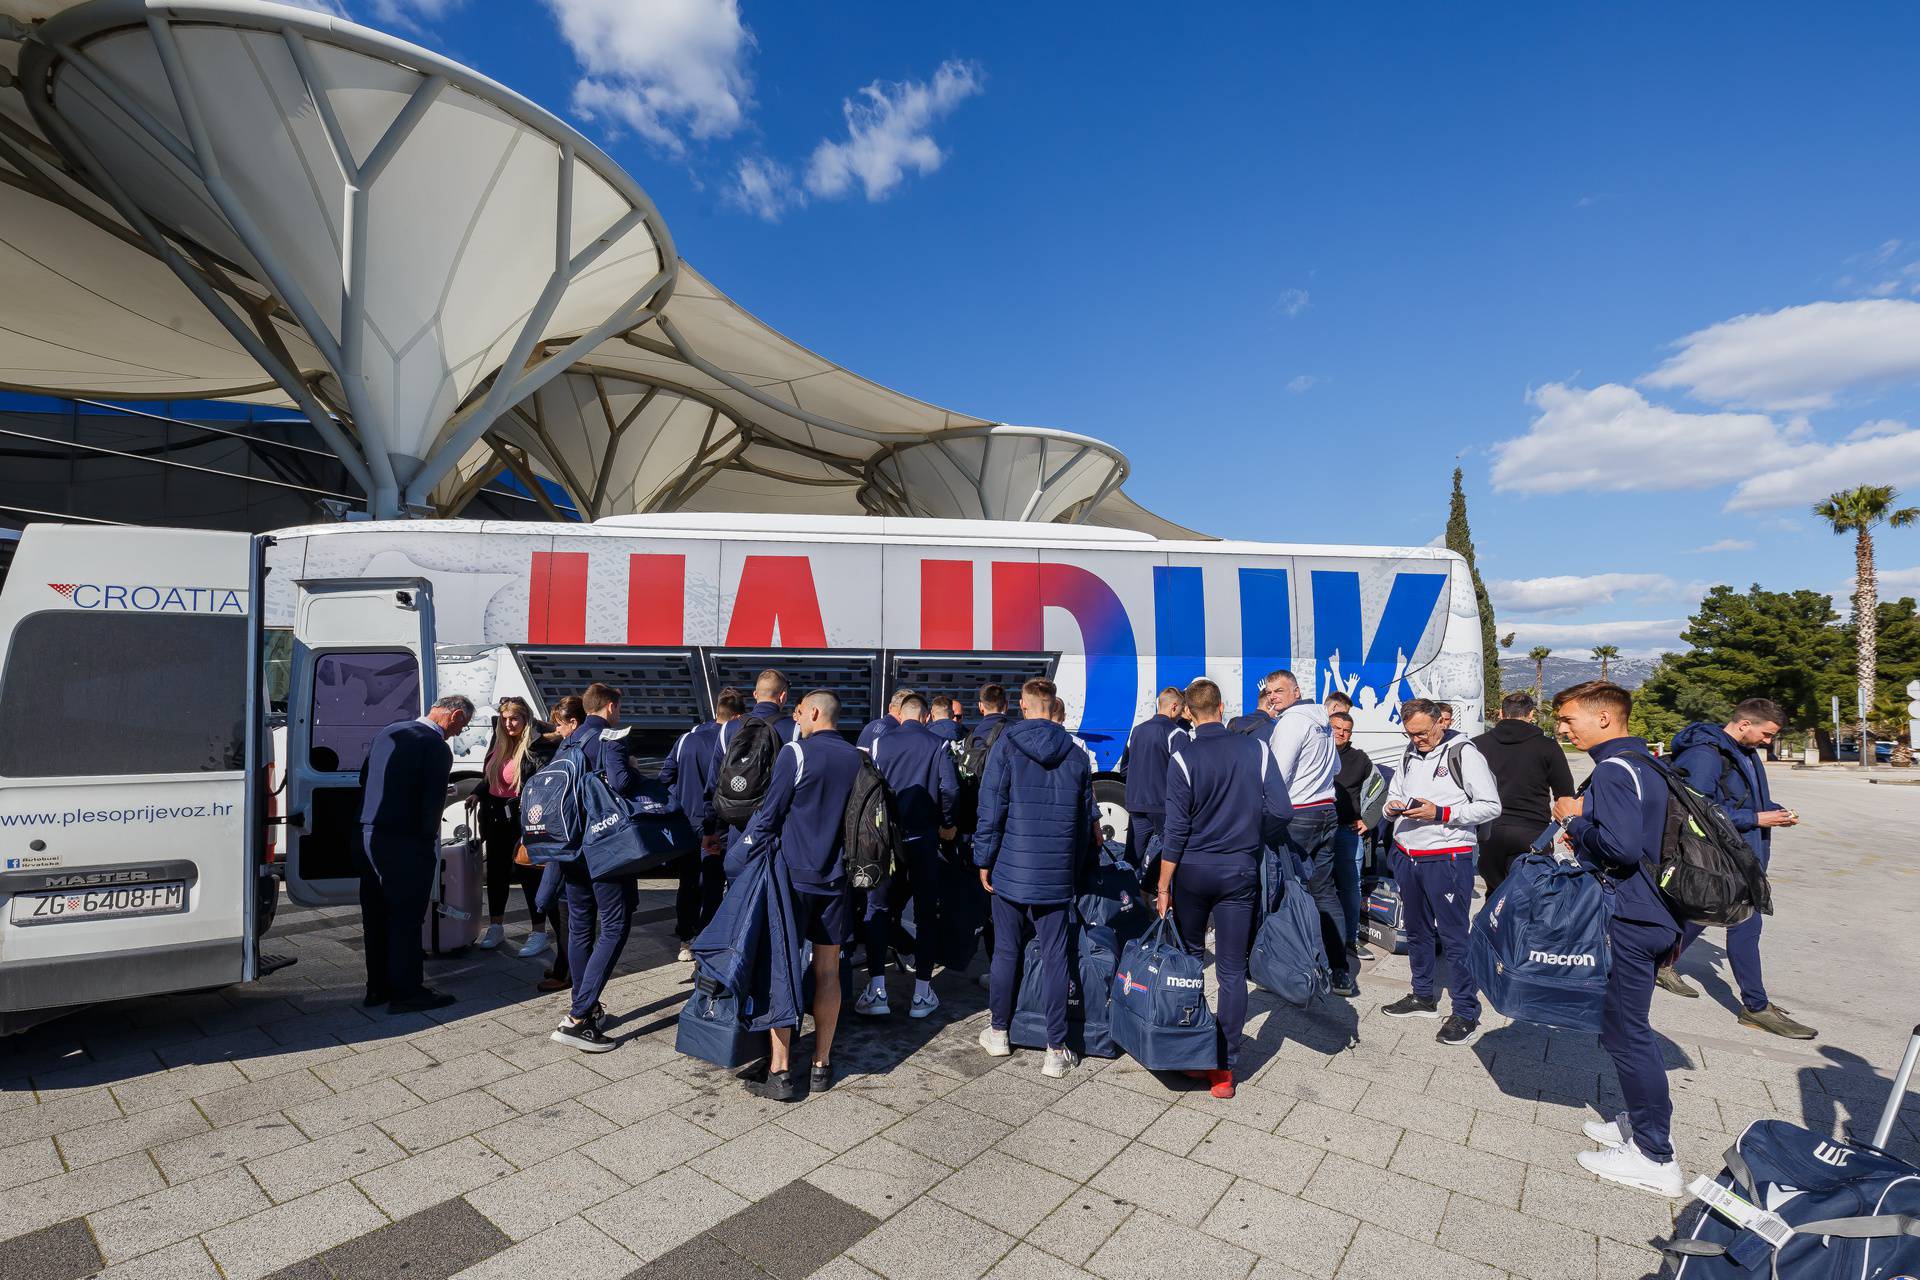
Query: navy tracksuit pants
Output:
[[863, 836, 942, 982], [1604, 914, 1683, 1163], [1169, 856, 1257, 1073], [988, 895, 1069, 1047], [1127, 811, 1162, 878], [1676, 845, 1770, 1012], [1392, 847, 1478, 1022], [563, 873, 637, 1020]]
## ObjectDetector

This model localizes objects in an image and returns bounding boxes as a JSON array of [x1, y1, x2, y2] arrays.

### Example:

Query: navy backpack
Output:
[[1078, 840, 1152, 945], [1011, 922, 1119, 1058], [1109, 914, 1217, 1072], [519, 740, 588, 862], [1469, 829, 1614, 1033], [1249, 851, 1331, 1007]]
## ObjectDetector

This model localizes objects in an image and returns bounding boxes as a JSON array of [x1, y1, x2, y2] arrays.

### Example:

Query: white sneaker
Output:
[[1582, 1112, 1631, 1148], [1041, 1047, 1078, 1079], [1576, 1142, 1685, 1197], [515, 932, 551, 959], [909, 990, 940, 1020], [677, 943, 694, 963], [477, 923, 505, 950], [855, 988, 892, 1018], [978, 1026, 1012, 1057]]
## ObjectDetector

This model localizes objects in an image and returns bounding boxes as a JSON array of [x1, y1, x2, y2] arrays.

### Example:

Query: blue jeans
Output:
[[1331, 826, 1364, 947], [1281, 805, 1350, 977], [1169, 857, 1257, 1072], [989, 896, 1069, 1047], [563, 874, 636, 1020]]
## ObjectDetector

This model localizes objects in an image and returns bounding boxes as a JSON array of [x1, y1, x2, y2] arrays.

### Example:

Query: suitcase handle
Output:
[[1869, 1024, 1920, 1153]]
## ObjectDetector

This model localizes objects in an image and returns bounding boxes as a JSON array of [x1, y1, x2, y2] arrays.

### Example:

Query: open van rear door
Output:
[[282, 580, 436, 906]]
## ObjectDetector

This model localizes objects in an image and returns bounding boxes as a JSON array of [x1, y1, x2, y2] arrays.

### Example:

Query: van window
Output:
[[311, 651, 420, 772], [0, 612, 246, 776]]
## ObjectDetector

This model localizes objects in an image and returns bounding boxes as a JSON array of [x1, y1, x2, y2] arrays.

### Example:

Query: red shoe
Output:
[[1208, 1070, 1235, 1099]]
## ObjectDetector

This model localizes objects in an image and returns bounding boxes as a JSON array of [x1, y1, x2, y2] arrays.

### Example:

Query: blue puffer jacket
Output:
[[972, 718, 1098, 905]]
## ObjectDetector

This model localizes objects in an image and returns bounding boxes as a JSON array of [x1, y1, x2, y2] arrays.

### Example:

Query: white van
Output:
[[1, 513, 1482, 1028]]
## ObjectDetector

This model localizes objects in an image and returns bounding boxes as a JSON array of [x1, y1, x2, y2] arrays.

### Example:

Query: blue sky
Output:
[[331, 0, 1920, 658]]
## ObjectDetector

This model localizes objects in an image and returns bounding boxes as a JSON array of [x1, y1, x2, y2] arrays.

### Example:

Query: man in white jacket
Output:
[[1264, 670, 1357, 996], [1380, 698, 1503, 1045]]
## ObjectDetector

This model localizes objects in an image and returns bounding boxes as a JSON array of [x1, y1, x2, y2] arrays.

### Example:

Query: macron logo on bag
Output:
[[589, 813, 621, 836], [1164, 974, 1204, 989], [1528, 950, 1596, 967]]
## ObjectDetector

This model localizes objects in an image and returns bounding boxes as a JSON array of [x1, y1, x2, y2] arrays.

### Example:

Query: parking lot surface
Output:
[[2, 764, 1915, 1280]]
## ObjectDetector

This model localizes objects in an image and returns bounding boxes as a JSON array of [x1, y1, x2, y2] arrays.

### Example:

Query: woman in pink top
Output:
[[472, 697, 553, 957]]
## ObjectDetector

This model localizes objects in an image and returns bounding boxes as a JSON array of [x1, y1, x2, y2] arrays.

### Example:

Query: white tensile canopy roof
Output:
[[0, 0, 1205, 537]]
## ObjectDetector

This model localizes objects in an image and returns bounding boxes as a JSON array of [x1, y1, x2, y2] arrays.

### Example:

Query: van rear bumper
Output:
[[1, 939, 243, 1015]]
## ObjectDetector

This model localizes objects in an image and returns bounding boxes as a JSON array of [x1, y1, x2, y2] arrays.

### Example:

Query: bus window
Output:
[[310, 650, 420, 772]]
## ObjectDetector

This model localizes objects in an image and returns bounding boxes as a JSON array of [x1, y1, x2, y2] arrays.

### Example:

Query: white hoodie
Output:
[[1268, 701, 1339, 807], [1388, 735, 1502, 855]]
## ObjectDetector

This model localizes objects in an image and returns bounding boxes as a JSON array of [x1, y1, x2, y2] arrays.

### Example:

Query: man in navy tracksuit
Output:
[[1660, 699, 1813, 1039], [1156, 679, 1292, 1098], [550, 683, 648, 1054], [661, 689, 742, 960], [858, 694, 961, 1019], [1552, 681, 1686, 1198], [733, 690, 863, 1101], [857, 689, 913, 753], [358, 695, 472, 1014], [1122, 687, 1190, 873], [929, 698, 964, 742], [704, 670, 796, 853], [974, 677, 1098, 1079]]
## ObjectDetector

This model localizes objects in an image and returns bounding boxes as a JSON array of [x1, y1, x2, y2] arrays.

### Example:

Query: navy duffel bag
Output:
[[1469, 834, 1614, 1033], [1012, 922, 1119, 1058], [1109, 914, 1216, 1072]]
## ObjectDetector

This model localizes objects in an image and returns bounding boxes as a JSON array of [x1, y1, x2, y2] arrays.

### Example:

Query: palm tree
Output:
[[1528, 645, 1552, 698], [1814, 484, 1919, 767], [1592, 644, 1619, 681]]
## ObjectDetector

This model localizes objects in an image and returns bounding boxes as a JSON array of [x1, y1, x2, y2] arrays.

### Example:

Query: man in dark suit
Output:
[[359, 694, 473, 1014]]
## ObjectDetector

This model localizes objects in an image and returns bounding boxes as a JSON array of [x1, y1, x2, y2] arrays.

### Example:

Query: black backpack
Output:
[[712, 717, 780, 830], [1227, 713, 1267, 736], [952, 718, 1010, 834], [1613, 751, 1773, 927], [843, 755, 902, 889]]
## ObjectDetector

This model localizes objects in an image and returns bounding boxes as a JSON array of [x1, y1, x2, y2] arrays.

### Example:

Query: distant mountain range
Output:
[[1497, 652, 1663, 694]]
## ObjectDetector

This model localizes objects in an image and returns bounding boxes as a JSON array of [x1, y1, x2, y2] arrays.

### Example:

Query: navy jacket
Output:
[[966, 711, 1012, 760], [929, 718, 963, 743], [1162, 723, 1294, 865], [1671, 722, 1773, 860], [1225, 709, 1276, 737], [565, 715, 644, 798], [660, 718, 723, 823], [856, 714, 899, 753], [1122, 713, 1189, 817], [1567, 736, 1676, 929], [359, 718, 453, 841], [871, 718, 960, 840], [972, 719, 1098, 905], [734, 730, 864, 893]]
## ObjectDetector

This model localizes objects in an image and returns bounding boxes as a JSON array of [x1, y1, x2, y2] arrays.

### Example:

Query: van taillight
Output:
[[262, 763, 278, 863]]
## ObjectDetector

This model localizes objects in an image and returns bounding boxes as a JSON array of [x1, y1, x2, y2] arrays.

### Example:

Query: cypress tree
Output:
[[1447, 467, 1501, 712]]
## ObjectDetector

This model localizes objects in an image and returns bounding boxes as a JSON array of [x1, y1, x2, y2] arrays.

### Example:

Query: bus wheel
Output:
[[1093, 779, 1130, 847]]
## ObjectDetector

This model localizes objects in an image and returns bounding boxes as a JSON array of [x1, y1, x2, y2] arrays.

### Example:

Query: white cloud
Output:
[[1491, 383, 1803, 495], [1489, 573, 1676, 616], [1277, 288, 1310, 318], [545, 0, 753, 155], [1688, 538, 1755, 553], [1728, 427, 1920, 510], [1879, 567, 1920, 595], [1850, 418, 1908, 441], [1505, 618, 1687, 659], [367, 0, 463, 30], [1642, 299, 1920, 412], [805, 60, 983, 201], [278, 0, 350, 15], [726, 155, 801, 222], [1286, 374, 1316, 394]]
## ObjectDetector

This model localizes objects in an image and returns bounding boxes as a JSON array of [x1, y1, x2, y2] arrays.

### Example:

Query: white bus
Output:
[[0, 514, 1482, 1028]]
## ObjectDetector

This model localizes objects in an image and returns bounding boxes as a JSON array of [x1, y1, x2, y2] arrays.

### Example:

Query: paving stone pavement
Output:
[[1, 767, 1915, 1279]]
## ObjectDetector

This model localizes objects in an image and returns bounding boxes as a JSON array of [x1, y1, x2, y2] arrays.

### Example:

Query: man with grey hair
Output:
[[358, 693, 473, 1015], [859, 688, 919, 753], [1265, 669, 1356, 996]]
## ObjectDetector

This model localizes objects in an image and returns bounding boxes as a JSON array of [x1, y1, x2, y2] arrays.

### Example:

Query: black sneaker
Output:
[[1330, 970, 1359, 998], [550, 1013, 616, 1053], [752, 1071, 801, 1102], [1436, 1014, 1481, 1046], [1349, 940, 1375, 962], [810, 1063, 834, 1094], [1381, 994, 1441, 1019]]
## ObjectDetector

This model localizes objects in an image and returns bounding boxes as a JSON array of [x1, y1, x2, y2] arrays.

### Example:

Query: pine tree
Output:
[[1447, 467, 1501, 716]]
